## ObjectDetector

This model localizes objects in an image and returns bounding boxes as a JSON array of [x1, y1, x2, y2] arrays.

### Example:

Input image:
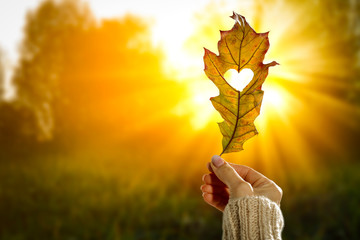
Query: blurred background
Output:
[[0, 0, 359, 239]]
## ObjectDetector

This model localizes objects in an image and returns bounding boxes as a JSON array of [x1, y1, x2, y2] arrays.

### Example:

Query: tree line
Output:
[[0, 0, 182, 156]]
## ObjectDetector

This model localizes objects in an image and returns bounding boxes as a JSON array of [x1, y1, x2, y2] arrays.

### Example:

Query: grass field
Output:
[[1, 144, 359, 240]]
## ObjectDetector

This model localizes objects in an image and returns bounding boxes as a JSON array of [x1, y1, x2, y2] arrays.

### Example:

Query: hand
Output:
[[200, 155, 282, 212]]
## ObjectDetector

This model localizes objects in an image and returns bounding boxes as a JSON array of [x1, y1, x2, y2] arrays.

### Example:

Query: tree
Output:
[[13, 0, 183, 146], [12, 0, 95, 140]]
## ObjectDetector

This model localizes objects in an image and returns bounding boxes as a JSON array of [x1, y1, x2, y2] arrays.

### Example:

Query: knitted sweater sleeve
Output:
[[222, 196, 284, 240]]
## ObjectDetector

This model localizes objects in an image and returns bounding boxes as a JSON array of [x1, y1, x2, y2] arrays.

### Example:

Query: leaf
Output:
[[203, 12, 278, 155]]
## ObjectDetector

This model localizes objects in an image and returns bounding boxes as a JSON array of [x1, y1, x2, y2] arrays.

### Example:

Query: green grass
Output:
[[0, 150, 359, 240], [0, 151, 222, 240], [282, 162, 360, 240]]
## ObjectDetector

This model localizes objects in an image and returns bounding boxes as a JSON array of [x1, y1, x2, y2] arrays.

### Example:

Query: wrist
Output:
[[230, 182, 254, 199]]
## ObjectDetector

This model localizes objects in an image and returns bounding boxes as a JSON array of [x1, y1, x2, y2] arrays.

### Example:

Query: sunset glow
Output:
[[152, 0, 359, 179], [0, 1, 359, 239], [0, 0, 358, 181]]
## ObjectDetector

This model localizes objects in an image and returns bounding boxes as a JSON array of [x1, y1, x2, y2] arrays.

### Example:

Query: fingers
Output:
[[202, 173, 226, 187], [229, 163, 270, 187], [202, 192, 228, 212], [207, 157, 269, 187], [207, 162, 214, 173], [202, 156, 280, 207], [209, 155, 254, 199], [200, 184, 229, 196], [201, 174, 229, 212], [210, 155, 246, 189], [205, 158, 270, 188]]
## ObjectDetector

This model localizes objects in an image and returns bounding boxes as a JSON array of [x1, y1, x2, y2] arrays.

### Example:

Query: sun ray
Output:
[[164, 0, 360, 181]]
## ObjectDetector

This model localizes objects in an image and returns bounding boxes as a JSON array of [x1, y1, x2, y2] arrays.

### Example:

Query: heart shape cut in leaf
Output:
[[203, 12, 278, 155], [224, 68, 254, 92]]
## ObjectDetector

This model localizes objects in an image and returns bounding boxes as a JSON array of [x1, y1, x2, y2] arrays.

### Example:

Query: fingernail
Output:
[[212, 155, 224, 167]]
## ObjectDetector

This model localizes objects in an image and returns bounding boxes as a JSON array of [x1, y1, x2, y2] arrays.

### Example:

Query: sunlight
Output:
[[172, 76, 221, 130], [262, 82, 289, 113], [4, 0, 354, 178], [264, 88, 282, 108], [164, 0, 359, 178]]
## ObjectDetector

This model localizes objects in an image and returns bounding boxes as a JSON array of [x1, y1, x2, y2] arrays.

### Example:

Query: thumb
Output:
[[210, 155, 245, 189]]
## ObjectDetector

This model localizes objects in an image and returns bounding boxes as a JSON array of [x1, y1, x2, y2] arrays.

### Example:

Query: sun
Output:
[[83, 0, 359, 177], [162, 0, 359, 179]]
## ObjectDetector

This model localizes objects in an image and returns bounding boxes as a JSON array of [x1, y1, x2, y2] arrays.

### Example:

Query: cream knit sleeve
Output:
[[222, 196, 284, 240]]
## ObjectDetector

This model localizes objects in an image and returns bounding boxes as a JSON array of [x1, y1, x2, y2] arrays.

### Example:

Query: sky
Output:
[[0, 0, 240, 99]]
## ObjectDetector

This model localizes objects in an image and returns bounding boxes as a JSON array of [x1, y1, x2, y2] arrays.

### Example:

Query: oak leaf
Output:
[[204, 12, 278, 155]]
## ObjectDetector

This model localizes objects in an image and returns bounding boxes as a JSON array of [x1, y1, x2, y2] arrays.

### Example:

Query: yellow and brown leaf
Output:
[[204, 12, 278, 154]]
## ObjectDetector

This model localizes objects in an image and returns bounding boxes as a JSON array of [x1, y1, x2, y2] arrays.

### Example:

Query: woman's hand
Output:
[[200, 155, 282, 212]]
